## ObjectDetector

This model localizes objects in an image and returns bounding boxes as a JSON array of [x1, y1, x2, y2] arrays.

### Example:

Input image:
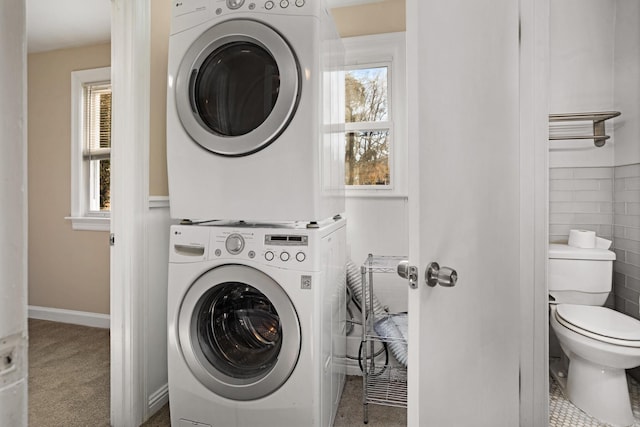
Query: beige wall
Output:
[[332, 0, 405, 37], [28, 43, 111, 314], [147, 0, 406, 197], [150, 1, 171, 196]]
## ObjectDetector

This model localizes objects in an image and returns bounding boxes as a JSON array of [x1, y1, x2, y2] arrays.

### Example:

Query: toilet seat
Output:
[[555, 304, 640, 348]]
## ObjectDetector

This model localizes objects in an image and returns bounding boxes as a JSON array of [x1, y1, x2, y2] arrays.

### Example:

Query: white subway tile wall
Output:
[[614, 163, 640, 320], [549, 167, 614, 243], [549, 165, 640, 319]]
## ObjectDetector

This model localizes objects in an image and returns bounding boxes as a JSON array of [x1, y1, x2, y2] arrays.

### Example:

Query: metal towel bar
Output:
[[549, 111, 621, 147]]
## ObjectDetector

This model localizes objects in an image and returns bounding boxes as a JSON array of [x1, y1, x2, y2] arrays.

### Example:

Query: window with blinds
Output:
[[84, 82, 112, 212]]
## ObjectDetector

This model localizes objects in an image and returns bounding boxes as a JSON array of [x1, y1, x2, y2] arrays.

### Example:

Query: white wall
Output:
[[549, 0, 616, 168], [0, 0, 28, 425], [614, 0, 640, 167], [145, 201, 173, 414], [343, 196, 408, 373]]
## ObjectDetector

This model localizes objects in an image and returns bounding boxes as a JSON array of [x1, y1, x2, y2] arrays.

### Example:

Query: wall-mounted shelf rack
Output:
[[548, 111, 621, 147]]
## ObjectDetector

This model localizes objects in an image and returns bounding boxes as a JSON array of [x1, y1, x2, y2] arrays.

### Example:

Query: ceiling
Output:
[[27, 0, 111, 54], [26, 0, 384, 54]]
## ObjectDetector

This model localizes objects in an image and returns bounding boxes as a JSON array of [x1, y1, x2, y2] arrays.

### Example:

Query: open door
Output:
[[406, 1, 521, 425]]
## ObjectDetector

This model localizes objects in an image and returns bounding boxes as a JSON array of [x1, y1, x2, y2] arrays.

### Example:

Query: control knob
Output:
[[225, 234, 245, 255]]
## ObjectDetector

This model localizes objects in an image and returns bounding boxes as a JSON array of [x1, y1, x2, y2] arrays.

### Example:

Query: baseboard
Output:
[[28, 306, 110, 329], [148, 383, 169, 415]]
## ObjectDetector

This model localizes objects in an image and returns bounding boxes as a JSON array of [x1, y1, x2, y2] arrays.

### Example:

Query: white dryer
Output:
[[166, 0, 345, 222], [167, 218, 347, 427]]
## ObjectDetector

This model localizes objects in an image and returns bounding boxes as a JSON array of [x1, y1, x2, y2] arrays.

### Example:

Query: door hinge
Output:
[[110, 233, 115, 246]]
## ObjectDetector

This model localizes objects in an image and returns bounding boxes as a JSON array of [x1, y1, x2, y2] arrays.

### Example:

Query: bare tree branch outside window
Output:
[[345, 67, 390, 186]]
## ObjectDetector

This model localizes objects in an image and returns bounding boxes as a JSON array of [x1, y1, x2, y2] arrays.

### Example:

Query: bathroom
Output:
[[548, 0, 640, 425]]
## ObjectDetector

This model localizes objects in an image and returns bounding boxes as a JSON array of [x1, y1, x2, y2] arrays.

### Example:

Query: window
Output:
[[68, 67, 112, 231], [343, 33, 406, 197]]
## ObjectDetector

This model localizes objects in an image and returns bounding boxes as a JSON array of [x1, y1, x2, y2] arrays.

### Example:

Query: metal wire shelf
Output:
[[364, 366, 408, 408], [361, 254, 408, 424]]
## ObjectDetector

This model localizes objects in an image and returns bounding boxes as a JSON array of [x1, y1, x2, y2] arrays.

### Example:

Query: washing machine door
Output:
[[174, 19, 300, 156], [177, 264, 301, 400]]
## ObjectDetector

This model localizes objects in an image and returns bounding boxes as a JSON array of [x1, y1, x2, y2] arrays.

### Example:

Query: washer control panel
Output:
[[213, 0, 310, 16], [261, 233, 309, 267], [208, 227, 312, 270]]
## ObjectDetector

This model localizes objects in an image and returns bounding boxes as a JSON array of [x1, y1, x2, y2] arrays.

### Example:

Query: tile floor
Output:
[[550, 375, 640, 427]]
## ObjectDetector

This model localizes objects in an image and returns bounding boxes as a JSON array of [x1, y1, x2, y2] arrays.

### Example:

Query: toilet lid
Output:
[[556, 304, 640, 347]]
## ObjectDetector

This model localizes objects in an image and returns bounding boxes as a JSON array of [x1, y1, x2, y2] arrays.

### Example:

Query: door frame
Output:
[[110, 0, 151, 425], [518, 0, 549, 425]]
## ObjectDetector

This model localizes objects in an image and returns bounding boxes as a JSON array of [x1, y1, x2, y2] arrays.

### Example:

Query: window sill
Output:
[[345, 188, 407, 199], [65, 216, 110, 231]]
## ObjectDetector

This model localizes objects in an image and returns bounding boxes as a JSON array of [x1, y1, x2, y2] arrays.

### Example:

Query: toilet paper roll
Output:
[[568, 229, 596, 248]]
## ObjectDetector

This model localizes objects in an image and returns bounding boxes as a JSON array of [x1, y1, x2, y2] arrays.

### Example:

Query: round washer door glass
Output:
[[177, 265, 301, 401], [175, 19, 301, 156]]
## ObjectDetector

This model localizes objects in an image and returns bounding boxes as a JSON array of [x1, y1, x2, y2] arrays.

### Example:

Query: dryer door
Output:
[[174, 19, 300, 156], [177, 264, 301, 400]]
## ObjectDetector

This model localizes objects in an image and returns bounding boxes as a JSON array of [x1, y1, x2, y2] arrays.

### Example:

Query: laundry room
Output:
[[24, 0, 410, 425], [8, 0, 639, 425]]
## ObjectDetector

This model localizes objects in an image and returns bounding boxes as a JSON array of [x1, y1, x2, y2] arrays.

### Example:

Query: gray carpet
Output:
[[29, 319, 407, 426], [28, 319, 110, 427]]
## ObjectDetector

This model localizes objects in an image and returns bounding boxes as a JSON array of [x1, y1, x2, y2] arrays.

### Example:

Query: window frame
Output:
[[67, 66, 112, 231], [343, 32, 406, 198]]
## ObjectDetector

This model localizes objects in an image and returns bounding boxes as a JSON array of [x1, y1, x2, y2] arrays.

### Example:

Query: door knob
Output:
[[425, 262, 458, 287]]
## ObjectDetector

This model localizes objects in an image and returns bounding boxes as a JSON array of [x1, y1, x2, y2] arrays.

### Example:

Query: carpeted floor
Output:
[[28, 319, 110, 427], [28, 319, 407, 426]]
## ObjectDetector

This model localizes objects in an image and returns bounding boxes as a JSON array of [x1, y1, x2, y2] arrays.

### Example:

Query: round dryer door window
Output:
[[175, 19, 301, 156], [177, 264, 301, 400]]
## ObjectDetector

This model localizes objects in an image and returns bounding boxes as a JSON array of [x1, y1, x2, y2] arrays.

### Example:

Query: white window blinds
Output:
[[84, 82, 112, 161]]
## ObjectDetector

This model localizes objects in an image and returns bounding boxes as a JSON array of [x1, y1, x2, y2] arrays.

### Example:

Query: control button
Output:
[[248, 250, 256, 259], [225, 234, 245, 255], [265, 251, 275, 261], [295, 252, 306, 262], [248, 2, 256, 9], [214, 249, 222, 257], [280, 0, 289, 8], [280, 251, 290, 261], [295, 0, 304, 6], [215, 8, 222, 14], [227, 0, 245, 9], [265, 1, 274, 9]]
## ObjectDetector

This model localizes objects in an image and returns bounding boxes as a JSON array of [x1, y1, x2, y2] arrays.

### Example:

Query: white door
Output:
[[406, 1, 521, 425]]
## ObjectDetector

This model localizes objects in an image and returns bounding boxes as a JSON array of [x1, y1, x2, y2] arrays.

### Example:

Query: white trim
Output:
[[28, 305, 110, 329], [69, 67, 112, 231], [64, 216, 110, 231], [519, 0, 550, 425], [110, 0, 151, 426], [148, 196, 170, 209], [147, 383, 169, 415], [343, 32, 407, 198]]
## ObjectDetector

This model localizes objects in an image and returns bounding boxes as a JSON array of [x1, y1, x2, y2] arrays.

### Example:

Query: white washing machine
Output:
[[167, 218, 346, 427], [166, 0, 345, 222]]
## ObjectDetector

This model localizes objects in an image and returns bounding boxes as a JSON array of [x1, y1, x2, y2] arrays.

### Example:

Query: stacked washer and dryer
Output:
[[165, 0, 347, 426]]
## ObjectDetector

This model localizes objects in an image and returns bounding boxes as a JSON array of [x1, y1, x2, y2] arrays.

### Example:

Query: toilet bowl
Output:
[[550, 303, 640, 427]]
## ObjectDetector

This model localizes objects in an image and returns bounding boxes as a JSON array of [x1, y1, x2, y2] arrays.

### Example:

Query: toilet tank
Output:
[[548, 243, 616, 305]]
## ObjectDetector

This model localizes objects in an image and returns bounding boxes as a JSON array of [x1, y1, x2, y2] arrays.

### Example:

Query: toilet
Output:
[[549, 242, 640, 427]]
